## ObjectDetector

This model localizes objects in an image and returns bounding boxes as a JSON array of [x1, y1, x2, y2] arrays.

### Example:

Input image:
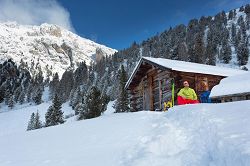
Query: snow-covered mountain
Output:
[[0, 22, 117, 76]]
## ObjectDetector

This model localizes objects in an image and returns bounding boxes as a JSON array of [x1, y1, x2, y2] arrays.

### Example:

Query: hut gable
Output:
[[126, 57, 247, 111]]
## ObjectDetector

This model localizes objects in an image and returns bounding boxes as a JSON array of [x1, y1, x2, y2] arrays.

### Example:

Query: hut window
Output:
[[246, 95, 250, 100]]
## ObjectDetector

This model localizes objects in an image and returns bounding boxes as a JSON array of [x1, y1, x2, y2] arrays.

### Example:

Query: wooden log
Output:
[[159, 80, 162, 109], [149, 76, 154, 111]]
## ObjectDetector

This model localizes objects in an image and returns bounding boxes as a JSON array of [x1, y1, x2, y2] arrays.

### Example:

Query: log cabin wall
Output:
[[128, 62, 152, 112], [140, 68, 173, 111], [128, 67, 155, 111], [153, 69, 172, 110], [129, 67, 173, 111]]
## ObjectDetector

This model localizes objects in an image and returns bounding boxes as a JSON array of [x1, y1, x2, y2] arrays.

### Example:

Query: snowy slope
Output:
[[216, 8, 250, 69], [0, 22, 117, 77], [1, 101, 250, 166], [0, 102, 75, 136]]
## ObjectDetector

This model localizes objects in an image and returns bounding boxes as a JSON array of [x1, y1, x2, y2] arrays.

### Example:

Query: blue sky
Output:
[[57, 0, 250, 49], [0, 0, 249, 50]]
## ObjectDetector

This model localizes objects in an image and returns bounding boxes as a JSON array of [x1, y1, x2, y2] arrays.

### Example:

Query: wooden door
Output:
[[144, 87, 150, 110]]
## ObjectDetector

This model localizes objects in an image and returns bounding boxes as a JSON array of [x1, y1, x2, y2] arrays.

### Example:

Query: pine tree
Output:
[[45, 64, 52, 79], [34, 111, 43, 129], [70, 87, 82, 109], [45, 94, 64, 127], [49, 72, 60, 100], [8, 94, 15, 109], [27, 111, 42, 130], [80, 86, 103, 119], [177, 42, 188, 61], [18, 91, 25, 104], [14, 86, 21, 103], [115, 65, 129, 113], [235, 30, 242, 47], [0, 85, 5, 103], [245, 4, 250, 15], [75, 102, 85, 117], [26, 83, 33, 103], [4, 88, 11, 105], [33, 86, 43, 105], [239, 6, 245, 12], [74, 61, 88, 88], [192, 32, 205, 63], [228, 10, 234, 20], [231, 23, 236, 44], [27, 112, 35, 131], [237, 41, 249, 66], [221, 41, 232, 64]]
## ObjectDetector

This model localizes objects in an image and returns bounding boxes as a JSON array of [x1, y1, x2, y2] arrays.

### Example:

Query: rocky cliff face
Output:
[[0, 22, 116, 77]]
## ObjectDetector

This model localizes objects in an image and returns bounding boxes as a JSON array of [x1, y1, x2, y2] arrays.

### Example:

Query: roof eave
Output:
[[125, 58, 143, 90]]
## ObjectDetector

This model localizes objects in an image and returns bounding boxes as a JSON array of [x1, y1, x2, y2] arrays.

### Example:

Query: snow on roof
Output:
[[125, 57, 247, 89], [210, 72, 250, 98], [143, 57, 247, 76]]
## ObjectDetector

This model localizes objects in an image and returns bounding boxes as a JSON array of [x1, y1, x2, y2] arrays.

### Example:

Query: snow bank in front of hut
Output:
[[1, 101, 250, 165]]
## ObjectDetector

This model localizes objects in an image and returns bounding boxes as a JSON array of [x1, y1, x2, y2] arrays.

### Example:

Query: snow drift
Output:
[[0, 101, 250, 166]]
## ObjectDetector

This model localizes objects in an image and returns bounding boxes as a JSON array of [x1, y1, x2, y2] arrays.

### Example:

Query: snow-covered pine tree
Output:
[[45, 64, 52, 79], [115, 65, 129, 113], [75, 102, 85, 118], [69, 88, 76, 107], [238, 16, 247, 41], [49, 72, 60, 100], [33, 86, 43, 105], [26, 83, 33, 103], [0, 84, 4, 103], [192, 32, 205, 63], [70, 87, 82, 109], [81, 86, 103, 119], [27, 112, 35, 131], [73, 61, 88, 88], [221, 41, 232, 64], [4, 88, 11, 105], [8, 94, 15, 109], [237, 40, 249, 66], [228, 10, 234, 20], [34, 111, 43, 129], [45, 94, 64, 127], [14, 86, 21, 103], [18, 90, 25, 104], [231, 23, 237, 45]]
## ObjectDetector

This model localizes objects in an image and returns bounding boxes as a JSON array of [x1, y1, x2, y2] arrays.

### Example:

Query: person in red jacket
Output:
[[177, 81, 199, 105]]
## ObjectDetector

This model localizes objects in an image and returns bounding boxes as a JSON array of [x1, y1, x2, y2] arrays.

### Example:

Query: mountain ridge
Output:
[[0, 21, 117, 77]]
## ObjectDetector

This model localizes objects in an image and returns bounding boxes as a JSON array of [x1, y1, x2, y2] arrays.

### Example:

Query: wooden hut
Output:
[[125, 57, 246, 111]]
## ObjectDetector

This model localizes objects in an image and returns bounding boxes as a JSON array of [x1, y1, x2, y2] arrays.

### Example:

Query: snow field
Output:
[[0, 101, 250, 166], [0, 101, 74, 136]]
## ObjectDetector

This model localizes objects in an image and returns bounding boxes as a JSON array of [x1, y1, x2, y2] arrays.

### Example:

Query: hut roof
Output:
[[210, 72, 250, 98], [125, 57, 247, 89]]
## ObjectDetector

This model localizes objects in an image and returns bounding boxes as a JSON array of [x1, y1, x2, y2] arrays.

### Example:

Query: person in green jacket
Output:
[[177, 81, 199, 105]]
